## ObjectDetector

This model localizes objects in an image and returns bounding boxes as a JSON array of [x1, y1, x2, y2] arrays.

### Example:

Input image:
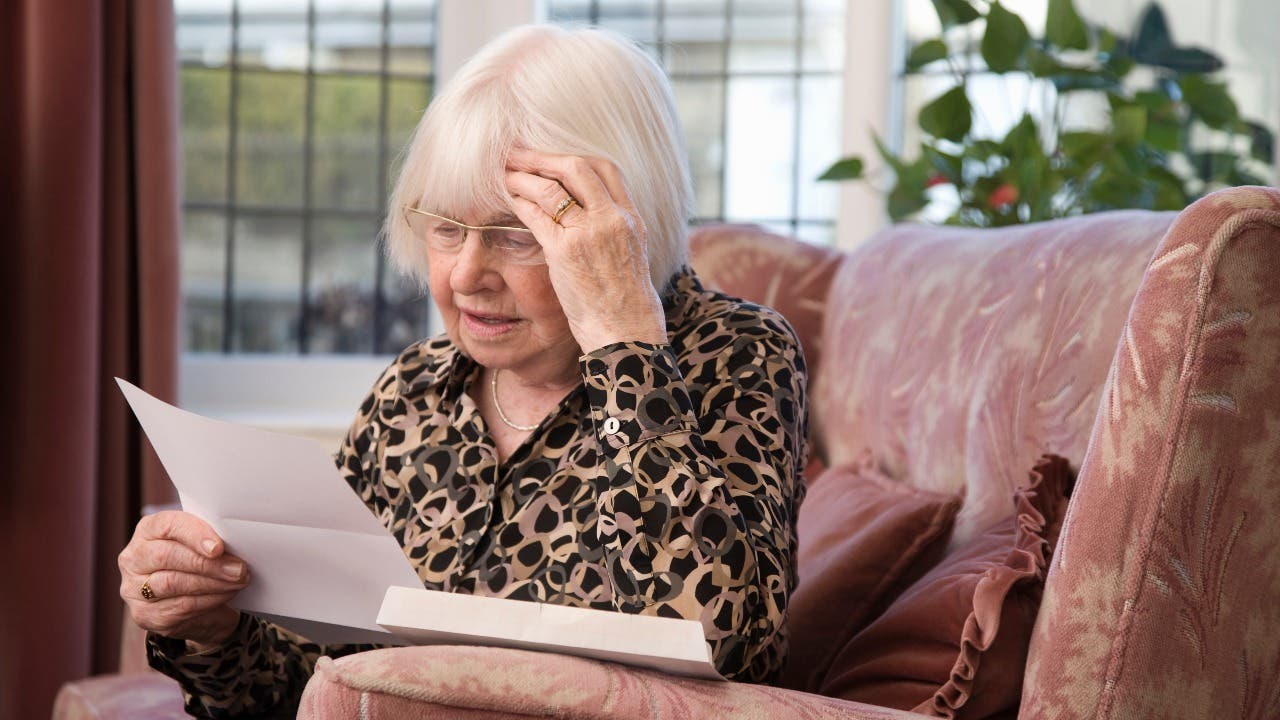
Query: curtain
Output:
[[0, 1, 181, 717]]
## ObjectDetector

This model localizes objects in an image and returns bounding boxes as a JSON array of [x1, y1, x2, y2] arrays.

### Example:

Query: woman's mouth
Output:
[[461, 310, 520, 338]]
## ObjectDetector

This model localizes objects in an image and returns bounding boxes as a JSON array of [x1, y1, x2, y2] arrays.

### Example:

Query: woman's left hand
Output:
[[505, 148, 668, 353]]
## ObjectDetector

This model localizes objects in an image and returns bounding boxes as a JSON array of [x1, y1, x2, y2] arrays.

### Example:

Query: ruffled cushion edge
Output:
[[917, 454, 1075, 719]]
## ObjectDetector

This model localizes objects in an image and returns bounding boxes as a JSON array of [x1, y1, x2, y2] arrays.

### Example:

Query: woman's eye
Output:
[[493, 232, 537, 250], [432, 224, 463, 240]]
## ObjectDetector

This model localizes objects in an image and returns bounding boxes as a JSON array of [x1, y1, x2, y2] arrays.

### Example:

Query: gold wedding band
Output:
[[140, 578, 157, 601], [552, 196, 578, 224]]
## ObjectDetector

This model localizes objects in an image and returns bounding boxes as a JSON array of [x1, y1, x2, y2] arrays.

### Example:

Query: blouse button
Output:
[[602, 417, 621, 435]]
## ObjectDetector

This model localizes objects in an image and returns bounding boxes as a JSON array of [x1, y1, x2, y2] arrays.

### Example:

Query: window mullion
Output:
[[299, 1, 318, 354], [222, 0, 242, 353]]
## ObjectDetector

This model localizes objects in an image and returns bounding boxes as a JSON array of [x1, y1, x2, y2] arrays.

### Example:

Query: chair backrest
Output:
[[810, 212, 1175, 543], [688, 224, 843, 379]]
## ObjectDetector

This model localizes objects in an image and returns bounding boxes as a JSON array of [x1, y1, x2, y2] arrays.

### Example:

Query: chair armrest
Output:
[[1022, 186, 1280, 718], [299, 645, 929, 719], [52, 673, 186, 720]]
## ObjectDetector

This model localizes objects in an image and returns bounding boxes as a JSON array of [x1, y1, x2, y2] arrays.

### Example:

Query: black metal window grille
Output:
[[547, 0, 846, 246], [177, 0, 843, 355], [177, 0, 437, 355]]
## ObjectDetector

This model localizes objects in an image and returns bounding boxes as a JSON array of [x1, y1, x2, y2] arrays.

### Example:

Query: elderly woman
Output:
[[118, 24, 807, 717]]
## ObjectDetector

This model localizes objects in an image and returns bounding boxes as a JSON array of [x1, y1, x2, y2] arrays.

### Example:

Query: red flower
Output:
[[988, 183, 1019, 210], [925, 172, 950, 188]]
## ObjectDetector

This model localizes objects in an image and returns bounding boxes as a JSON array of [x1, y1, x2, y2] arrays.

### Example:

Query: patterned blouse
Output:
[[147, 267, 809, 718]]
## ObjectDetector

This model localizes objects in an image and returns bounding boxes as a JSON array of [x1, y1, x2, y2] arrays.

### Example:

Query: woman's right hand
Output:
[[118, 510, 250, 650]]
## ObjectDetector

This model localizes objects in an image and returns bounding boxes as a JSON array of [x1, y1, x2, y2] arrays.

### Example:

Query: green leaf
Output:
[[1132, 3, 1172, 61], [1180, 75, 1238, 128], [1191, 151, 1238, 182], [1227, 166, 1269, 188], [1046, 0, 1089, 50], [817, 157, 865, 181], [919, 86, 973, 141], [981, 2, 1030, 73], [1001, 113, 1040, 156], [931, 0, 980, 29], [887, 155, 933, 220], [1051, 73, 1120, 93], [906, 39, 949, 72], [923, 146, 963, 181], [1145, 117, 1181, 152], [1112, 105, 1147, 145], [872, 134, 909, 175], [1149, 47, 1224, 74], [1243, 120, 1275, 163], [887, 183, 929, 221], [1026, 47, 1065, 77], [1146, 165, 1189, 209], [1059, 131, 1110, 166]]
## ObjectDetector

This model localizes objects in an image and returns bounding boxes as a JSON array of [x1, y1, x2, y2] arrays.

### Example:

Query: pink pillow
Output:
[[780, 462, 961, 692], [819, 455, 1074, 719]]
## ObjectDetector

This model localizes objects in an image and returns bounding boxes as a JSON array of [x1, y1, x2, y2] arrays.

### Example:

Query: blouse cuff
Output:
[[579, 341, 697, 450], [146, 612, 259, 695]]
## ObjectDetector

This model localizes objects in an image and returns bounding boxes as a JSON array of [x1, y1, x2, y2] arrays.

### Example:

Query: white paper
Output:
[[118, 379, 724, 679], [116, 379, 423, 645], [377, 586, 725, 680]]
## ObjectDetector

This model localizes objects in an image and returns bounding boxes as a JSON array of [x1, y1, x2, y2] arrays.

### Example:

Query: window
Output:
[[174, 0, 859, 439], [177, 0, 437, 356], [176, 0, 848, 359], [547, 0, 847, 245]]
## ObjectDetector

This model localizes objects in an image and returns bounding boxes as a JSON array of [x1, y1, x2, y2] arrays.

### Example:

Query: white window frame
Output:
[[179, 0, 895, 440]]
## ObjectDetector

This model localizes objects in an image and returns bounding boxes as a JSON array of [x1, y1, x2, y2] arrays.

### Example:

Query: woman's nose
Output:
[[449, 229, 500, 293]]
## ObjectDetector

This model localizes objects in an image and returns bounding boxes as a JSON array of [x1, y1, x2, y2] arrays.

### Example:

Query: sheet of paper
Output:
[[116, 379, 423, 645], [377, 586, 725, 680]]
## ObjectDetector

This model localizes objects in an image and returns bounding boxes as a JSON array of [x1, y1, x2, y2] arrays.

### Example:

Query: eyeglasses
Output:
[[402, 206, 545, 266]]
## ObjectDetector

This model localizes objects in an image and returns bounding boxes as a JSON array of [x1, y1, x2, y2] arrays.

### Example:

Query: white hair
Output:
[[382, 25, 695, 292]]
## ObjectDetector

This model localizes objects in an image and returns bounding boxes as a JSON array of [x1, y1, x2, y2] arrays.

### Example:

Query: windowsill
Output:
[[179, 353, 395, 448]]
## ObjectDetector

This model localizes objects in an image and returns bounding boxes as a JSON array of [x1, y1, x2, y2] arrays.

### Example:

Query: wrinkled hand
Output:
[[118, 510, 248, 650], [505, 149, 668, 353]]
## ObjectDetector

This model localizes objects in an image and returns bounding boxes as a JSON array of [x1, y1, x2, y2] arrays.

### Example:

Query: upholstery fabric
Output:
[[781, 461, 962, 693], [821, 456, 1073, 719], [297, 644, 931, 720], [689, 224, 842, 380], [56, 188, 1280, 719], [1020, 187, 1280, 719], [812, 212, 1174, 545], [51, 674, 187, 720]]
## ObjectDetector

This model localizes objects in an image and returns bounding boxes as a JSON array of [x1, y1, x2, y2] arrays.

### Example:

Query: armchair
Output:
[[54, 186, 1280, 719]]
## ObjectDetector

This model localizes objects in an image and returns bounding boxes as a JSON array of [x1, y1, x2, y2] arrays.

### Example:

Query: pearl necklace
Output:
[[490, 369, 539, 431]]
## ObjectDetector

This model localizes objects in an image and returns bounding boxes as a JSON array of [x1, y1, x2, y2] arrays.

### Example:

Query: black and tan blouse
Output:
[[147, 267, 809, 718]]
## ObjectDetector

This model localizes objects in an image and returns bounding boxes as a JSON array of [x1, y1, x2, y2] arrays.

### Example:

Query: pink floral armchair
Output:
[[55, 186, 1280, 719]]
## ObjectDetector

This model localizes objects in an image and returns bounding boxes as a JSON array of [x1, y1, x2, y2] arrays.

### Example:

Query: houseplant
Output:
[[822, 0, 1275, 226]]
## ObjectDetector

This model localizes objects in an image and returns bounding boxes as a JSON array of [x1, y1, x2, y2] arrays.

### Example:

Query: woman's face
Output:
[[426, 209, 581, 381]]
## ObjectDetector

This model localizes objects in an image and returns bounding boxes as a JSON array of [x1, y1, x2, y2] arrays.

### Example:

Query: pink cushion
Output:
[[781, 461, 961, 693], [813, 212, 1175, 545], [821, 455, 1073, 719], [298, 644, 935, 719], [689, 224, 842, 382]]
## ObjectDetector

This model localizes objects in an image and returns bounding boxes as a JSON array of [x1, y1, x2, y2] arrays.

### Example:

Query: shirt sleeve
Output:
[[579, 310, 808, 683], [146, 614, 382, 719], [145, 362, 401, 719]]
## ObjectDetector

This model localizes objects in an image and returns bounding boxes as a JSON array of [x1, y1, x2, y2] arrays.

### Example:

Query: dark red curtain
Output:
[[0, 0, 181, 717]]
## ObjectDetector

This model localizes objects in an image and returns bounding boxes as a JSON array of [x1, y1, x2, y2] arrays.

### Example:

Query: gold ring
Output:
[[552, 196, 579, 224], [140, 578, 156, 601]]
